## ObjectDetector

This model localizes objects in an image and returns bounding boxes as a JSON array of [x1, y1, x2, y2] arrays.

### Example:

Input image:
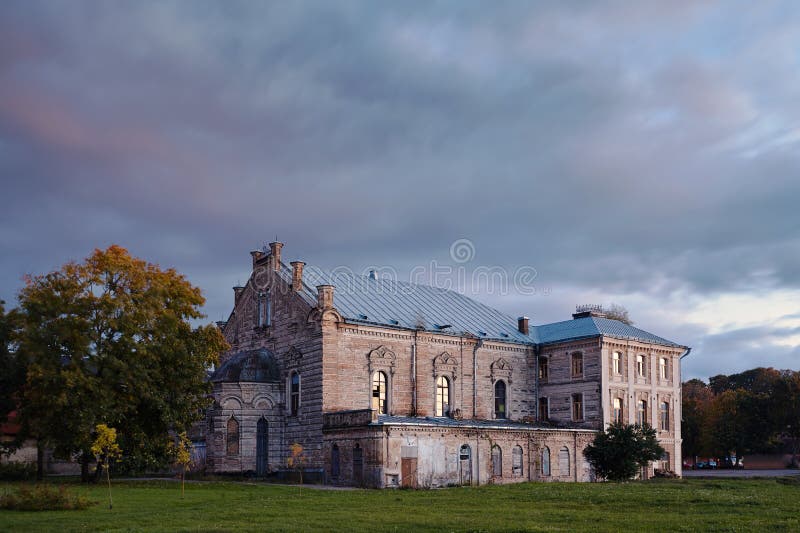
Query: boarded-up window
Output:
[[558, 447, 570, 477], [541, 447, 551, 476], [491, 445, 502, 478], [512, 446, 523, 477], [226, 416, 239, 456]]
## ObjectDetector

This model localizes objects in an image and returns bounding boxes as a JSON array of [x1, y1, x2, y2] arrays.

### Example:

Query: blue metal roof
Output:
[[272, 261, 681, 348], [536, 316, 682, 347]]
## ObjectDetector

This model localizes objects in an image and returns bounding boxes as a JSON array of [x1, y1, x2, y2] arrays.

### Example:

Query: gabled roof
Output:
[[536, 316, 683, 347], [267, 260, 682, 349]]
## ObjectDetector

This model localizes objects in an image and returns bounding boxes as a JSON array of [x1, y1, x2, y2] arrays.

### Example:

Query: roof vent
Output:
[[368, 270, 377, 280], [573, 304, 607, 319], [437, 324, 452, 330], [358, 314, 368, 320], [389, 319, 399, 325]]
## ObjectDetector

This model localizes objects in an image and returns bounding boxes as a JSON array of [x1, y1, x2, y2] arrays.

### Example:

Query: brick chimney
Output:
[[316, 284, 334, 309], [291, 261, 305, 291], [250, 249, 265, 268], [517, 316, 529, 335], [233, 286, 245, 305], [268, 241, 283, 271]]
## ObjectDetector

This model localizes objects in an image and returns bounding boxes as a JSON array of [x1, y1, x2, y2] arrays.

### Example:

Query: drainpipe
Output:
[[678, 347, 692, 475], [411, 331, 418, 416], [534, 345, 540, 421], [472, 339, 483, 418]]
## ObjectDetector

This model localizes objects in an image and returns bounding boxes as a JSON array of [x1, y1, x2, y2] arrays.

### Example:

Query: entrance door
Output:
[[401, 458, 417, 488], [353, 444, 364, 486], [256, 418, 268, 476]]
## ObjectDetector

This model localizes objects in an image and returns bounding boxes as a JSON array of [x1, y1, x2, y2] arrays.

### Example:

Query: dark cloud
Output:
[[1, 1, 799, 378]]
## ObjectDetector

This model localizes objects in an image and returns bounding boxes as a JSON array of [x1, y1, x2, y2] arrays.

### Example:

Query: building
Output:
[[203, 242, 688, 487]]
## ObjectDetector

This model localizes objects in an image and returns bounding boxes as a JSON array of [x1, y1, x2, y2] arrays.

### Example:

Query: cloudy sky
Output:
[[1, 1, 798, 380]]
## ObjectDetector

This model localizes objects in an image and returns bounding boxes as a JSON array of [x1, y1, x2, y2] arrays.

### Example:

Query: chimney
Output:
[[250, 249, 265, 268], [517, 316, 529, 335], [268, 241, 283, 272], [215, 320, 227, 330], [316, 284, 334, 309], [291, 261, 305, 291], [233, 286, 245, 305]]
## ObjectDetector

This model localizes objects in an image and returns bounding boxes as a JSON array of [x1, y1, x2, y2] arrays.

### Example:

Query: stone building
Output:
[[203, 242, 688, 487]]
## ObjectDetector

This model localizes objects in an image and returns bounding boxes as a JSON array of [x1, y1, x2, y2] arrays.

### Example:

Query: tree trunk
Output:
[[36, 444, 44, 481], [81, 452, 90, 483]]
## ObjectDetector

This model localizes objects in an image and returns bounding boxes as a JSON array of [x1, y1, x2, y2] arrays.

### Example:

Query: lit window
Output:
[[372, 371, 388, 414], [612, 352, 621, 375], [494, 380, 507, 419], [660, 401, 670, 431], [226, 416, 239, 456], [659, 358, 668, 380], [571, 352, 583, 378], [572, 393, 583, 421], [539, 397, 549, 421], [435, 376, 450, 417], [290, 372, 300, 416], [512, 446, 523, 477], [541, 447, 551, 476], [491, 445, 503, 477], [538, 357, 549, 382], [613, 398, 623, 424], [637, 400, 648, 426], [636, 355, 646, 377]]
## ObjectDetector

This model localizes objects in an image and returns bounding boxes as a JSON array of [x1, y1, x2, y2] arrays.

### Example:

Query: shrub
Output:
[[0, 461, 37, 481], [0, 484, 96, 511]]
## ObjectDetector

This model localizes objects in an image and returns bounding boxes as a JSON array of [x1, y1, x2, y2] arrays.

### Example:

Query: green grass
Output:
[[1, 477, 799, 532]]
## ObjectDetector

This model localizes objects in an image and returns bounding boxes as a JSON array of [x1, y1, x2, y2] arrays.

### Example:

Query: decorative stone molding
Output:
[[285, 346, 302, 369], [490, 357, 513, 383], [433, 351, 459, 380], [367, 345, 397, 375]]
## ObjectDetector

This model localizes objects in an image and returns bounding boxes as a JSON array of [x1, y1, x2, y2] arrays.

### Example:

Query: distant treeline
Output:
[[682, 367, 800, 464]]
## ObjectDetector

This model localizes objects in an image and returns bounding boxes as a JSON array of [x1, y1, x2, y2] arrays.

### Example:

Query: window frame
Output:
[[226, 416, 240, 456], [538, 357, 549, 382], [290, 371, 300, 416], [435, 375, 451, 417], [660, 401, 670, 431], [571, 352, 584, 378], [538, 397, 549, 421], [572, 393, 584, 421], [541, 446, 551, 477], [371, 370, 388, 415], [612, 352, 621, 375], [512, 445, 523, 477], [491, 445, 503, 478], [636, 354, 646, 377], [494, 380, 507, 419], [659, 357, 668, 381], [637, 399, 648, 426], [612, 397, 623, 424]]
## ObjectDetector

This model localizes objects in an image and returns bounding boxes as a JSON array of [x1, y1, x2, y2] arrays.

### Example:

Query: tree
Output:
[[168, 432, 193, 499], [681, 379, 713, 460], [91, 424, 122, 509], [0, 301, 25, 456], [583, 423, 665, 482], [15, 245, 228, 481], [287, 443, 306, 494], [605, 304, 633, 325], [775, 371, 800, 467]]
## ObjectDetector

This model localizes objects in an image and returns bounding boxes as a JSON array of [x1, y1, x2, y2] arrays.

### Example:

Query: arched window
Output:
[[331, 444, 340, 479], [637, 400, 648, 426], [491, 445, 503, 478], [571, 352, 583, 378], [290, 372, 300, 416], [612, 352, 621, 375], [494, 380, 507, 419], [512, 445, 523, 477], [257, 291, 271, 327], [435, 376, 450, 417], [371, 371, 388, 414], [541, 447, 551, 476], [660, 401, 670, 431], [613, 397, 623, 424], [226, 416, 239, 456], [558, 446, 570, 477]]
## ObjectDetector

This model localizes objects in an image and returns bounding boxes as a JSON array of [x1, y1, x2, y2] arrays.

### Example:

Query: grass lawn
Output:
[[1, 477, 799, 532]]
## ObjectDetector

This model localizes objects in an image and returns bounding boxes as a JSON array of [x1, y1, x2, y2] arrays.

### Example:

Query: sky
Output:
[[1, 1, 799, 380]]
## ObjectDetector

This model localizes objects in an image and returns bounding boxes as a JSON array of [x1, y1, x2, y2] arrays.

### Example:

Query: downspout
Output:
[[411, 330, 418, 416], [679, 347, 692, 473], [534, 344, 541, 421], [472, 338, 483, 418]]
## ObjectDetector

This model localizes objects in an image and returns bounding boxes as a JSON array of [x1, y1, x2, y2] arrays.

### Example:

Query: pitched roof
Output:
[[269, 260, 682, 349]]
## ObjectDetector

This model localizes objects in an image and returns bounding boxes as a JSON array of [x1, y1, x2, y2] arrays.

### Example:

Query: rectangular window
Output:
[[660, 401, 670, 431], [571, 353, 583, 378], [636, 355, 646, 377], [612, 352, 621, 375], [612, 398, 623, 424], [539, 397, 549, 421], [659, 357, 668, 380], [572, 394, 583, 421], [637, 400, 648, 426], [538, 357, 549, 382], [257, 291, 271, 328]]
